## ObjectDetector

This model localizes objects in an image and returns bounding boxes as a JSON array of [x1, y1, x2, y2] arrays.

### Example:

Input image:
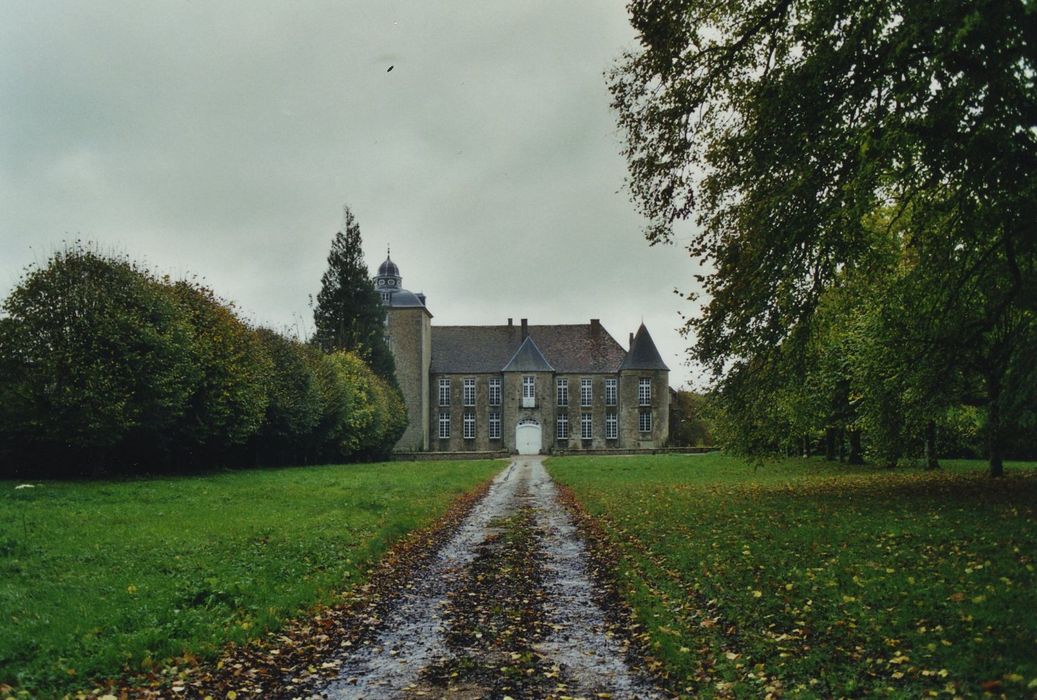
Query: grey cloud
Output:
[[1, 0, 706, 387]]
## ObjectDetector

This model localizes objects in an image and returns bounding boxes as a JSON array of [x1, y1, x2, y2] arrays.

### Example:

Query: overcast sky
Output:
[[0, 1, 706, 388]]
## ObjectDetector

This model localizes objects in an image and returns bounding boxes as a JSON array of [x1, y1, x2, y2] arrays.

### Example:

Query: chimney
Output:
[[590, 319, 601, 337], [521, 318, 528, 339], [629, 331, 634, 348], [507, 318, 513, 327]]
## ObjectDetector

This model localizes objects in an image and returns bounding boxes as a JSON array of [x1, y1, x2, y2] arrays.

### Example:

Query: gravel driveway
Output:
[[316, 456, 660, 699]]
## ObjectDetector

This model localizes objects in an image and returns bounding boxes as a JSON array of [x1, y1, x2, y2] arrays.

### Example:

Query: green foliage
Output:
[[317, 351, 408, 461], [305, 349, 355, 462], [326, 351, 378, 458], [0, 246, 408, 475], [550, 454, 1037, 697], [312, 208, 396, 382], [253, 328, 322, 463], [167, 281, 273, 455], [376, 373, 409, 454], [611, 1, 1037, 474], [667, 389, 713, 447], [0, 246, 196, 470], [0, 460, 499, 697]]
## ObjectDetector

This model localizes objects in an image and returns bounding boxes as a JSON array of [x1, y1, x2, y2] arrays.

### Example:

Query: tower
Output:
[[374, 249, 402, 303], [619, 323, 670, 448], [375, 251, 432, 450]]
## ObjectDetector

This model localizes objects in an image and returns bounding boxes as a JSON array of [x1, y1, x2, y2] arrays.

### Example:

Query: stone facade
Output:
[[385, 306, 431, 452], [374, 255, 669, 453]]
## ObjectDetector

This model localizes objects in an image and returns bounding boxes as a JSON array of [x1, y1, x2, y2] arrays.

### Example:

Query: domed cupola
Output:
[[375, 247, 403, 297]]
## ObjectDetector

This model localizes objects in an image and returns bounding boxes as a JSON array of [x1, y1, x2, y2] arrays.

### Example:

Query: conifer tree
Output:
[[312, 208, 396, 382]]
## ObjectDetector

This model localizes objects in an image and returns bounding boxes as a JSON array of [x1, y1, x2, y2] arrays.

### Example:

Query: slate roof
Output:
[[430, 323, 628, 374], [502, 336, 553, 372], [619, 323, 669, 371], [385, 289, 427, 309]]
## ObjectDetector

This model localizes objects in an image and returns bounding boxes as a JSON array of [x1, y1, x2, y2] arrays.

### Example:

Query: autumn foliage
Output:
[[0, 246, 405, 476], [551, 454, 1037, 697]]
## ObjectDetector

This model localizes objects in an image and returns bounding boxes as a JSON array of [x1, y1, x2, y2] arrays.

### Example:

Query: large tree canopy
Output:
[[611, 0, 1036, 474], [312, 208, 397, 382], [0, 247, 196, 465]]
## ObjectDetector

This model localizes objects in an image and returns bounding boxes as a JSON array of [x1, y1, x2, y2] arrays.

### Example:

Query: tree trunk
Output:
[[847, 429, 863, 464], [802, 435, 811, 458], [924, 420, 939, 470], [988, 387, 1004, 478], [824, 428, 837, 461], [838, 428, 846, 462]]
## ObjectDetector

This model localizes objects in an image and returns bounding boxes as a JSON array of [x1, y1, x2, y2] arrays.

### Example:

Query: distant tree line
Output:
[[611, 0, 1035, 474], [667, 389, 714, 448], [0, 245, 406, 478]]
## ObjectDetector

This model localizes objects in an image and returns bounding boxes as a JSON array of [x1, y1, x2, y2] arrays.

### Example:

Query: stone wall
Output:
[[619, 369, 670, 448], [551, 373, 621, 451], [420, 370, 670, 453], [428, 372, 504, 452], [386, 306, 431, 451], [502, 370, 556, 453]]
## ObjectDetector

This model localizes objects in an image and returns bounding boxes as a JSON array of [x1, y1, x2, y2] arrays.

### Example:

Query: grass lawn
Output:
[[0, 459, 501, 697], [548, 454, 1037, 698]]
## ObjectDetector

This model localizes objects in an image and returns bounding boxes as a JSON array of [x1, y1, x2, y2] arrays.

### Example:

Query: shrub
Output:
[[0, 247, 197, 475], [0, 247, 407, 475], [253, 328, 321, 464], [304, 350, 407, 463], [165, 281, 273, 464]]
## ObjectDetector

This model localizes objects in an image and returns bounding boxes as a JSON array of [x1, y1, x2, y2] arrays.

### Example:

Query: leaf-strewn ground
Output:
[[0, 460, 500, 697], [548, 454, 1037, 698]]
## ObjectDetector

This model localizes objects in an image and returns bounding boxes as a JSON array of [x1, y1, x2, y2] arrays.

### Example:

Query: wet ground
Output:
[[313, 457, 661, 700]]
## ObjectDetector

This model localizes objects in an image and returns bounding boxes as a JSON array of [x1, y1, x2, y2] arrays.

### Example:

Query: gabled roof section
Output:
[[430, 323, 627, 374], [501, 335, 553, 372], [620, 323, 669, 371]]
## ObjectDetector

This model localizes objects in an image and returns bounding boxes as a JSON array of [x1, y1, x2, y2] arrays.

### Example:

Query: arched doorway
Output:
[[515, 418, 541, 455]]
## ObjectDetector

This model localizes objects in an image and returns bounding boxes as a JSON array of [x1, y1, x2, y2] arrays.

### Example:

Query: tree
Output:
[[167, 281, 273, 462], [312, 208, 396, 382], [667, 389, 713, 447], [253, 328, 322, 465], [303, 349, 406, 462], [0, 246, 197, 474], [610, 0, 1036, 475]]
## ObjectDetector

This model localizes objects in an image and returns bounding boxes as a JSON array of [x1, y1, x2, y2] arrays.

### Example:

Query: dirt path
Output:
[[313, 457, 660, 699]]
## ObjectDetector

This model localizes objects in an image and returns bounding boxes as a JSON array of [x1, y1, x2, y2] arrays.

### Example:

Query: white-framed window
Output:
[[489, 411, 501, 439], [463, 411, 475, 439], [438, 411, 450, 438], [639, 409, 652, 433], [463, 378, 476, 406], [489, 378, 501, 406], [580, 378, 592, 407], [639, 378, 652, 406], [439, 378, 450, 406], [605, 378, 617, 406], [557, 413, 569, 439], [581, 412, 592, 440], [606, 411, 618, 439], [556, 378, 568, 406], [522, 377, 539, 400]]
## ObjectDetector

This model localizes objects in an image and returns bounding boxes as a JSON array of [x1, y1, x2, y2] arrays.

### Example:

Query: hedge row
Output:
[[0, 247, 406, 477]]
